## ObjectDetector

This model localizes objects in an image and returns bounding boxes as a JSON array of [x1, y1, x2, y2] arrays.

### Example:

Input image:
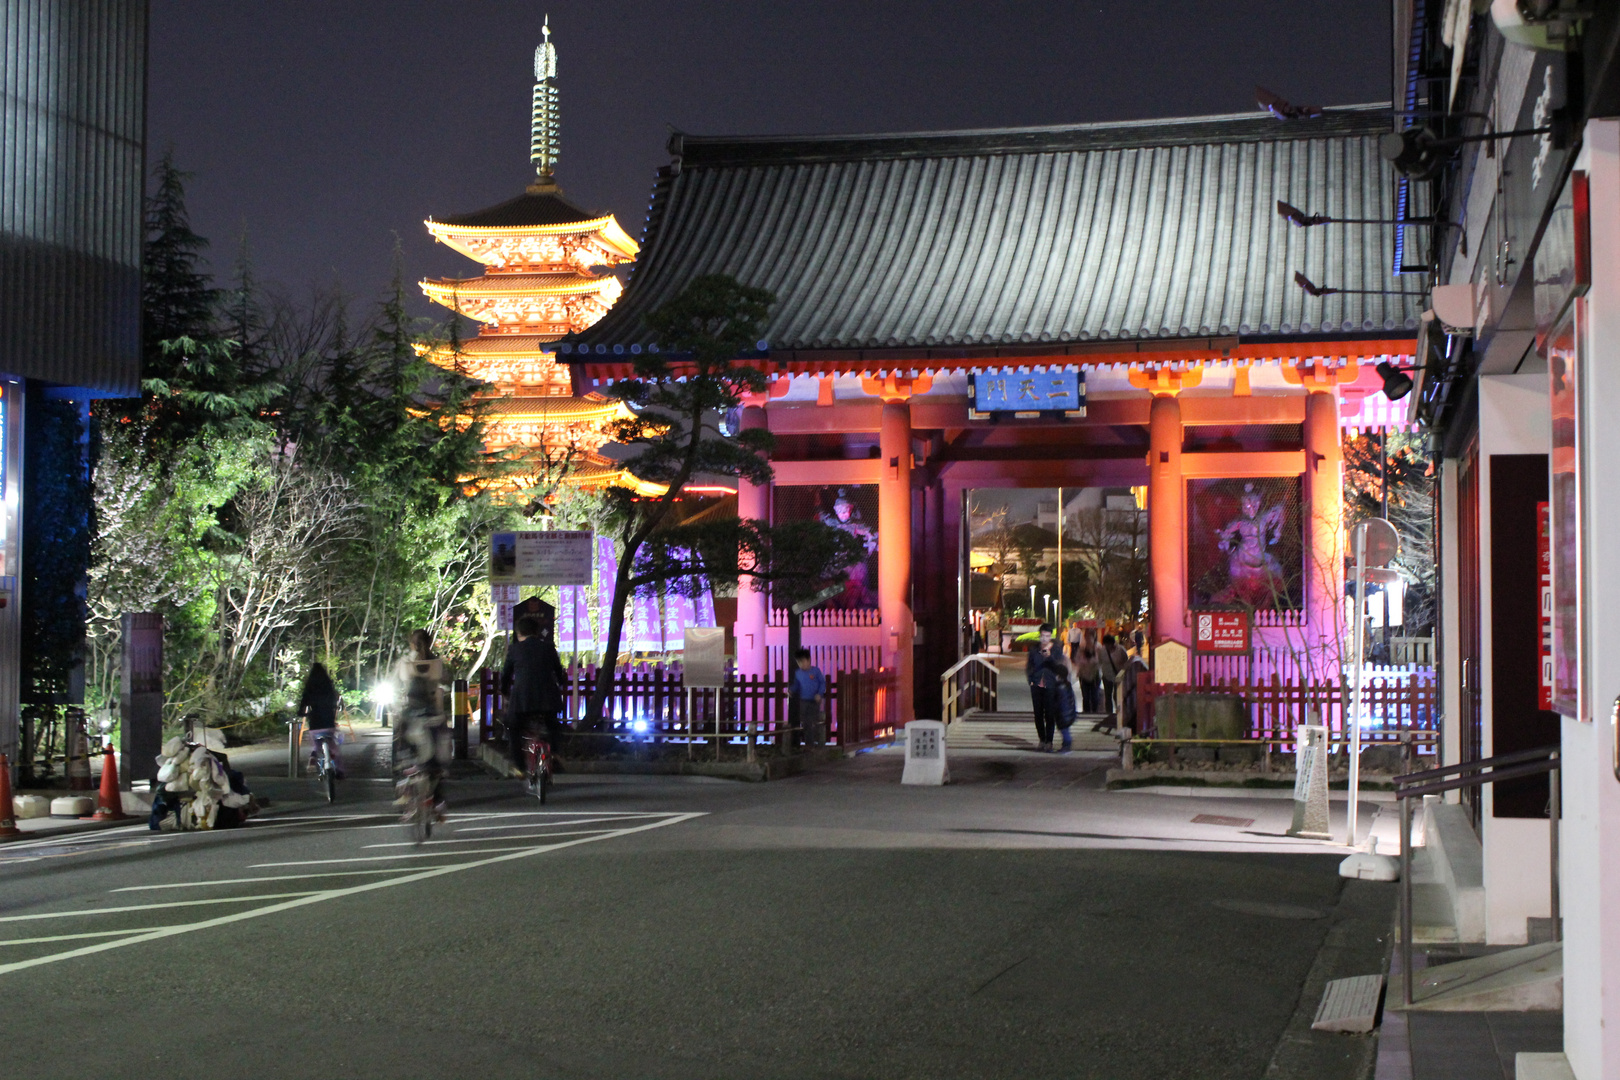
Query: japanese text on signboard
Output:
[[1193, 610, 1250, 653], [490, 530, 594, 587], [972, 370, 1083, 412]]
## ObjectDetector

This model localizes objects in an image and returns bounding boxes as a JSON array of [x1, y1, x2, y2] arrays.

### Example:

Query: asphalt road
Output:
[[0, 740, 1392, 1080]]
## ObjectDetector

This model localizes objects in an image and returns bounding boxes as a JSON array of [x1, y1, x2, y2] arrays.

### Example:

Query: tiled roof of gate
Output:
[[564, 106, 1425, 359]]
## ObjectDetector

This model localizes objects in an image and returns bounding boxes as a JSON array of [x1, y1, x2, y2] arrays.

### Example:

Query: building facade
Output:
[[0, 0, 147, 774], [564, 107, 1424, 721], [1409, 0, 1620, 1073]]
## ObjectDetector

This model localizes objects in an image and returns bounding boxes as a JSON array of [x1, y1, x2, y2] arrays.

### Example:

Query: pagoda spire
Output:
[[529, 16, 560, 189]]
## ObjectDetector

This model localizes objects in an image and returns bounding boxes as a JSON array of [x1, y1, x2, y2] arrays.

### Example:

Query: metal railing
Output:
[[940, 654, 999, 723], [1394, 744, 1560, 1006]]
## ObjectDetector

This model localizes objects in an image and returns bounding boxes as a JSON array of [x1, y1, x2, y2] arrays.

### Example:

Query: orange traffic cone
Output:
[[89, 746, 126, 821], [0, 753, 20, 838]]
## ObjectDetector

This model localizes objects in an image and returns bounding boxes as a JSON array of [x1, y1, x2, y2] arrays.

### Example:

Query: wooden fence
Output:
[[1137, 670, 1437, 747], [477, 663, 896, 751]]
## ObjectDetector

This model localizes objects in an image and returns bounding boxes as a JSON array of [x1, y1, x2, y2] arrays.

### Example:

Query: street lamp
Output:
[[1029, 584, 1036, 617]]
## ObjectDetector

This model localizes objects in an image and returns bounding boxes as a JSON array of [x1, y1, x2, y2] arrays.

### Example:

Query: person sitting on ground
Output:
[[297, 661, 344, 779], [1026, 623, 1070, 753], [395, 629, 449, 817], [500, 615, 568, 775], [789, 648, 827, 749]]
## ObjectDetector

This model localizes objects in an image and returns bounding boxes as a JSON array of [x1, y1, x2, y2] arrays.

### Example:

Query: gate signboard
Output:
[[1193, 610, 1250, 653], [490, 530, 593, 587]]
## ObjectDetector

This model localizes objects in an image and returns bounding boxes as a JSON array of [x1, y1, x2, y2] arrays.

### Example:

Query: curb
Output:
[[475, 741, 852, 782], [1262, 878, 1397, 1080]]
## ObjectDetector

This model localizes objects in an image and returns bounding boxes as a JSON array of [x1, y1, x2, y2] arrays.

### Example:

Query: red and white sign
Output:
[[1539, 501, 1553, 711], [1193, 610, 1250, 653]]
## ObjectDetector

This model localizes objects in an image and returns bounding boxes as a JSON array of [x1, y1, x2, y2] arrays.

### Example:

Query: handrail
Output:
[[939, 653, 1001, 682], [1396, 744, 1559, 787], [940, 654, 1000, 724], [1395, 744, 1561, 1006]]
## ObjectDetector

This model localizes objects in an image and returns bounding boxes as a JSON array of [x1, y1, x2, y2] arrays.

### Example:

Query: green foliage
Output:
[[585, 274, 775, 725], [83, 156, 525, 732]]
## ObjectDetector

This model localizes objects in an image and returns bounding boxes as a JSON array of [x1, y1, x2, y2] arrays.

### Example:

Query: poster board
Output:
[[1193, 611, 1250, 653], [682, 627, 727, 689], [490, 530, 593, 587]]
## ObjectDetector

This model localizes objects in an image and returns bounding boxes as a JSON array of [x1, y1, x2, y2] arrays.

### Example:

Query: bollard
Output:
[[452, 679, 469, 761], [287, 719, 303, 778], [65, 708, 93, 790]]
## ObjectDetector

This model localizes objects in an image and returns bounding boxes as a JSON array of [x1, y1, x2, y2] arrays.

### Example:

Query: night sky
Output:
[[148, 1, 1390, 313]]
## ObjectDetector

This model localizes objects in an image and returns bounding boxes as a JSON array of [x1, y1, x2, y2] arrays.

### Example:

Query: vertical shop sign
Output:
[[1538, 502, 1553, 711]]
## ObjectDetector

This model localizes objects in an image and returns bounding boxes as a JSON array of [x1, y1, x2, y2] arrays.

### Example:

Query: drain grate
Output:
[[1191, 813, 1255, 828]]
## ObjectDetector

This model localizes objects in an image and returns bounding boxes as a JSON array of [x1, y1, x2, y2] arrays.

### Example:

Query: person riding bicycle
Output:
[[500, 615, 567, 777], [297, 662, 344, 779], [394, 629, 449, 816]]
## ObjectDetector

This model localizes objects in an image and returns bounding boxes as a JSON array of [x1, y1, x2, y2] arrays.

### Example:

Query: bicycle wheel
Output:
[[321, 744, 336, 803], [412, 795, 431, 844], [539, 770, 550, 804]]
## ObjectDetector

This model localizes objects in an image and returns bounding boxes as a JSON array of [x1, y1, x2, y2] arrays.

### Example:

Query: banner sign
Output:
[[1539, 501, 1554, 711], [490, 530, 593, 587], [970, 370, 1085, 418], [1193, 610, 1250, 653]]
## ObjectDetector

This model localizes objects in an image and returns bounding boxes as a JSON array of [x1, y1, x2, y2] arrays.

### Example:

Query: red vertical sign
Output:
[[1539, 502, 1554, 711], [1193, 610, 1250, 653]]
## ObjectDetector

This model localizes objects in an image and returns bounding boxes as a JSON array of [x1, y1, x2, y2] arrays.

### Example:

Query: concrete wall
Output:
[[1475, 374, 1552, 944], [1561, 119, 1620, 1080], [1439, 458, 1462, 792]]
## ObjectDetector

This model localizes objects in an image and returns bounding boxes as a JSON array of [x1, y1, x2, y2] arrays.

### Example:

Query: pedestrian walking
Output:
[[789, 648, 827, 748], [1071, 631, 1102, 713], [1026, 623, 1069, 752]]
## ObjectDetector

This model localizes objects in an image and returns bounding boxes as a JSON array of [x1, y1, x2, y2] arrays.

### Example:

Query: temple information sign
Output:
[[491, 531, 594, 587], [1194, 611, 1250, 653], [970, 370, 1085, 418]]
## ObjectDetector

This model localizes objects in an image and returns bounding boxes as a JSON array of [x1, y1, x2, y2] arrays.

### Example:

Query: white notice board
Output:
[[490, 531, 593, 587], [682, 627, 727, 688]]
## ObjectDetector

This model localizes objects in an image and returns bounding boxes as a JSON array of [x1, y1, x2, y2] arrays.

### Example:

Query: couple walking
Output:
[[1025, 623, 1076, 752]]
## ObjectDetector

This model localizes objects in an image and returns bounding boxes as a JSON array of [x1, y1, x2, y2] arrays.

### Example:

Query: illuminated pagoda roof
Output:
[[418, 17, 648, 493], [561, 104, 1422, 377]]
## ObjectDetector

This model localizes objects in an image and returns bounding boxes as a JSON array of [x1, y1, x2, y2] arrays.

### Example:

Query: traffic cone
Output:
[[89, 746, 126, 821], [0, 753, 20, 838]]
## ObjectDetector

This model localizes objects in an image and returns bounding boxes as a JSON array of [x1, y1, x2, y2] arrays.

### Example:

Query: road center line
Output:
[[0, 892, 322, 923], [0, 812, 706, 976]]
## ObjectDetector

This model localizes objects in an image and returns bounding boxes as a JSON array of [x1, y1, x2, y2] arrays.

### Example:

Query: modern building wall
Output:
[[0, 0, 146, 395], [0, 0, 146, 772], [1438, 458, 1461, 790], [1562, 119, 1620, 1080], [1475, 374, 1552, 944]]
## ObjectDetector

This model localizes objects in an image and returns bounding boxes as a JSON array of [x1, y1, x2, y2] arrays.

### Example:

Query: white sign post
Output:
[[1346, 518, 1399, 848], [682, 627, 727, 758], [490, 530, 593, 587], [902, 720, 949, 785]]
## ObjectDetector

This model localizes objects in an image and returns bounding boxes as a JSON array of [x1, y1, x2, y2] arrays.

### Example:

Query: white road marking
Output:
[[0, 828, 169, 853], [0, 892, 321, 923], [449, 817, 643, 833], [362, 829, 614, 848], [0, 812, 705, 976], [0, 928, 152, 946], [248, 846, 543, 867], [110, 869, 417, 892]]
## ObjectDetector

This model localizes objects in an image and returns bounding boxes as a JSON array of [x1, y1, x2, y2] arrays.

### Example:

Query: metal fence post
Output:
[[287, 719, 303, 779], [1400, 792, 1413, 1005], [1550, 761, 1561, 941]]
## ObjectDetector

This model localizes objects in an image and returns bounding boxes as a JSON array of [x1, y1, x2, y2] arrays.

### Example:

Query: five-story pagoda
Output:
[[420, 18, 644, 490]]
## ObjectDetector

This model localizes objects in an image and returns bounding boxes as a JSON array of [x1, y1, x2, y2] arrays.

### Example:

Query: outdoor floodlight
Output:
[[1376, 361, 1414, 402]]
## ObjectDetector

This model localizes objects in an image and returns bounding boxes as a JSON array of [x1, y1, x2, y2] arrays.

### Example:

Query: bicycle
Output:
[[396, 764, 436, 843], [310, 730, 339, 804], [521, 731, 552, 804]]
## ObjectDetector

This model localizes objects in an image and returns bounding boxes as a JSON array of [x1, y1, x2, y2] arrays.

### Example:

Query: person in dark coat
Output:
[[500, 615, 568, 773], [297, 662, 343, 778], [1025, 623, 1069, 753]]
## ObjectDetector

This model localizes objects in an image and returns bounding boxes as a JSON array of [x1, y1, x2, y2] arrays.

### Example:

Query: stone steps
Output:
[[947, 713, 1120, 752]]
